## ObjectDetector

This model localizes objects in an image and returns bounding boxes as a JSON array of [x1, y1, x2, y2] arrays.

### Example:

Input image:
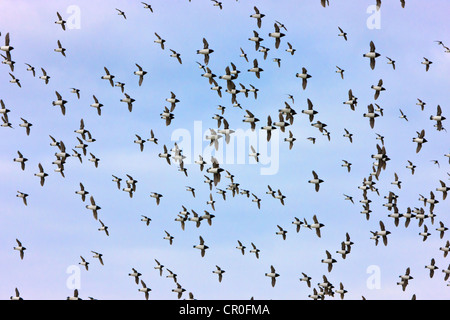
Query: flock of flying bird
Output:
[[3, 1, 450, 300]]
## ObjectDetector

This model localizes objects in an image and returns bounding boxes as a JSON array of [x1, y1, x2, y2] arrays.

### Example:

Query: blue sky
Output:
[[1, 0, 449, 300]]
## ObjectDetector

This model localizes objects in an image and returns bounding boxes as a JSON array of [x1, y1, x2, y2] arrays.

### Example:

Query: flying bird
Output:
[[101, 67, 115, 87], [13, 239, 26, 260], [141, 2, 153, 12], [236, 240, 246, 255], [79, 256, 89, 271], [336, 66, 345, 79], [54, 40, 66, 57], [363, 104, 379, 129], [197, 38, 214, 65], [10, 288, 23, 300], [413, 130, 427, 153], [213, 265, 225, 282], [193, 236, 209, 257], [371, 79, 385, 100], [164, 230, 174, 245], [250, 6, 265, 28], [34, 163, 48, 186], [276, 225, 288, 240], [386, 57, 396, 70], [422, 57, 433, 72], [211, 0, 223, 10], [268, 23, 285, 49], [91, 251, 104, 265], [139, 280, 151, 300], [284, 130, 296, 150], [121, 93, 135, 112], [286, 42, 296, 55], [13, 151, 28, 171], [430, 105, 446, 131], [399, 109, 408, 121], [170, 49, 182, 64], [134, 63, 147, 86], [75, 183, 89, 202], [248, 58, 263, 79], [85, 196, 101, 220], [16, 191, 28, 206], [425, 258, 439, 278], [373, 221, 391, 246], [116, 8, 126, 19], [128, 268, 142, 285], [363, 41, 380, 70], [9, 72, 21, 87], [55, 12, 66, 30], [265, 265, 279, 287], [98, 220, 109, 236], [321, 0, 330, 7], [308, 170, 324, 192], [90, 95, 103, 116], [250, 243, 260, 259], [296, 67, 311, 90], [338, 27, 348, 41], [154, 33, 165, 50], [239, 47, 249, 62], [321, 250, 337, 272], [25, 63, 35, 76], [258, 46, 270, 60], [275, 20, 288, 31]]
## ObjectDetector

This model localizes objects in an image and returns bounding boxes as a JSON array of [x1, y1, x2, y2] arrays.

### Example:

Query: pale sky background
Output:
[[0, 0, 449, 300]]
